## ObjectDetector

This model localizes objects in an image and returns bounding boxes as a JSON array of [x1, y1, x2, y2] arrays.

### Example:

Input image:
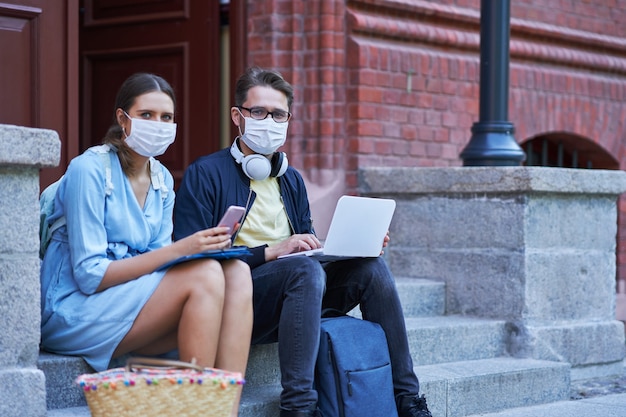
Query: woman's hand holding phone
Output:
[[217, 205, 246, 233]]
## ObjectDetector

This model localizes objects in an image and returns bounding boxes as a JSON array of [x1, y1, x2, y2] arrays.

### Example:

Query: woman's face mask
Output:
[[239, 115, 288, 155], [124, 112, 177, 157]]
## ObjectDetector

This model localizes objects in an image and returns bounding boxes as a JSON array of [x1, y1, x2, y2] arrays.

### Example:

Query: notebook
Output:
[[278, 195, 396, 261], [155, 246, 252, 272]]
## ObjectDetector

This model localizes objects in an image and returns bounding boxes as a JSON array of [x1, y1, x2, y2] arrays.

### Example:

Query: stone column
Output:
[[0, 124, 60, 417], [360, 166, 626, 380]]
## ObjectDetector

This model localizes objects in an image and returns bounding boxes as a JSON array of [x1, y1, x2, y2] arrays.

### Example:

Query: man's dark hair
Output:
[[234, 67, 294, 110]]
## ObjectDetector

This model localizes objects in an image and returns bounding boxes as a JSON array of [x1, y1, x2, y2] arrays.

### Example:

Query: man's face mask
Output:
[[124, 112, 177, 157], [239, 113, 288, 155]]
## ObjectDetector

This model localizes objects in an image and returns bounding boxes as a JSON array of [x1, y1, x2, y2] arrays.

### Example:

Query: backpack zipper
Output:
[[327, 335, 346, 417]]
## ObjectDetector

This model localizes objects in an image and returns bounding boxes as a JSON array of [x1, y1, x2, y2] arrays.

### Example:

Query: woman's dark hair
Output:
[[103, 73, 176, 175], [234, 67, 294, 110]]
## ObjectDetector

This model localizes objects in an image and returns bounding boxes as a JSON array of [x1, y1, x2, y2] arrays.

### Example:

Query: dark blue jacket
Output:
[[173, 147, 314, 268]]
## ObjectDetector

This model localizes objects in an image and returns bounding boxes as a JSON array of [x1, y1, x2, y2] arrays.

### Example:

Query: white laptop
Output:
[[278, 195, 396, 261]]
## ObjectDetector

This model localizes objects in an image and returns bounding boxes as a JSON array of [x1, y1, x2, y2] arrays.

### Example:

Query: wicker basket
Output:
[[75, 357, 245, 417]]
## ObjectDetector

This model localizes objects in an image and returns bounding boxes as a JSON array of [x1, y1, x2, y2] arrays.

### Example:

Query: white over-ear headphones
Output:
[[230, 138, 288, 180]]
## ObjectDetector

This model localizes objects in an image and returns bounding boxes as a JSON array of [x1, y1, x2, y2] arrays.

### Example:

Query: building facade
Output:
[[242, 0, 626, 309], [2, 0, 625, 315]]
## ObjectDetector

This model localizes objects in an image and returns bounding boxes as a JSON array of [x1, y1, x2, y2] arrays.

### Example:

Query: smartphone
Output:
[[217, 205, 246, 233]]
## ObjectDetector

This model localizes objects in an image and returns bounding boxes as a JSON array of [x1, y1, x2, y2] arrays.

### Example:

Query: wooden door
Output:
[[0, 0, 79, 189], [79, 0, 222, 185]]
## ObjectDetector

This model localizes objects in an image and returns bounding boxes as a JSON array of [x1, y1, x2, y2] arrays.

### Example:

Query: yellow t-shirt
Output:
[[234, 178, 291, 247]]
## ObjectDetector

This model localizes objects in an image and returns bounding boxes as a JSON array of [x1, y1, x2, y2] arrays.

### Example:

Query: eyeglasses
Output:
[[238, 106, 291, 123]]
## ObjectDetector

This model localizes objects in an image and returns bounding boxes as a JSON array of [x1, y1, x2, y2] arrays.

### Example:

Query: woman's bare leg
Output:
[[215, 259, 253, 417], [113, 258, 253, 416], [215, 259, 253, 371], [113, 258, 226, 367]]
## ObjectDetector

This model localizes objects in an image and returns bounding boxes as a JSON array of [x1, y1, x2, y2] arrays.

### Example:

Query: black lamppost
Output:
[[460, 0, 526, 166]]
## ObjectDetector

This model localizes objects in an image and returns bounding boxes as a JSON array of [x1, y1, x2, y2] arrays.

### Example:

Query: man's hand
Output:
[[265, 233, 322, 261], [381, 231, 390, 255]]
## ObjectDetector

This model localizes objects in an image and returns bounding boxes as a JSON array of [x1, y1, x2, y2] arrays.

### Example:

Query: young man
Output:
[[173, 67, 432, 417]]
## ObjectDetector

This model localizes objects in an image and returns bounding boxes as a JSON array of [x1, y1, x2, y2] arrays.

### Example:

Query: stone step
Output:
[[395, 277, 446, 317], [42, 278, 566, 417], [405, 315, 507, 365], [47, 407, 89, 417], [464, 393, 626, 417], [40, 314, 508, 410], [416, 357, 571, 417], [41, 277, 447, 408], [46, 385, 283, 417], [349, 277, 445, 319], [39, 352, 93, 410], [47, 357, 571, 417], [243, 315, 508, 387]]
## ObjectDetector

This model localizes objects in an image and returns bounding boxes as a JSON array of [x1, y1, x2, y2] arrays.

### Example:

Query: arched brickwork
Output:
[[522, 132, 619, 169]]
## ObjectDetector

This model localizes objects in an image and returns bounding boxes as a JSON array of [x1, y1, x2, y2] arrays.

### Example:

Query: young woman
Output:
[[40, 73, 252, 416]]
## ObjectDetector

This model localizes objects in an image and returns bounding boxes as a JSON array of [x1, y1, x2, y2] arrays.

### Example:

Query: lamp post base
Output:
[[460, 121, 526, 166]]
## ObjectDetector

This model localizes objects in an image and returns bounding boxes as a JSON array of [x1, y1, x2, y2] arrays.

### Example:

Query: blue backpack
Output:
[[38, 145, 169, 259], [315, 315, 398, 417]]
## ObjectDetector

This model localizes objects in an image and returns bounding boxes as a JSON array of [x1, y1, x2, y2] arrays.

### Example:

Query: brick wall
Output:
[[244, 0, 626, 285]]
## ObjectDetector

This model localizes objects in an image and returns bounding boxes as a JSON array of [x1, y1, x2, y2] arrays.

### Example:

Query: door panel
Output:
[[85, 0, 187, 24], [0, 0, 79, 189], [0, 6, 35, 126], [80, 0, 221, 186], [83, 45, 186, 173]]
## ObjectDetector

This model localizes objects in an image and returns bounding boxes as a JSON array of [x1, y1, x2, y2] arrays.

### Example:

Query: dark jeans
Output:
[[251, 256, 420, 411]]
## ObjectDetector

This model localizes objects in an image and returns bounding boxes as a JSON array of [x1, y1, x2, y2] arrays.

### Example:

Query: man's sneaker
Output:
[[397, 394, 433, 417]]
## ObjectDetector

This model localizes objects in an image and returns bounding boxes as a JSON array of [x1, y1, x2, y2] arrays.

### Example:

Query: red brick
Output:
[[248, 0, 626, 279], [357, 121, 384, 136]]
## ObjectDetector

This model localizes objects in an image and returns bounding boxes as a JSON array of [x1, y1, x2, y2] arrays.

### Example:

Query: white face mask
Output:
[[240, 116, 288, 155], [124, 114, 176, 157]]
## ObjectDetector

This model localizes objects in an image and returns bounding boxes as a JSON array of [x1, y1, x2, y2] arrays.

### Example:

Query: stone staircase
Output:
[[7, 127, 625, 417], [43, 277, 573, 417]]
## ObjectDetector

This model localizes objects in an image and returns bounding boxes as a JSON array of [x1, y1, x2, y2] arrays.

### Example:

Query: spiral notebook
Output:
[[278, 195, 396, 262]]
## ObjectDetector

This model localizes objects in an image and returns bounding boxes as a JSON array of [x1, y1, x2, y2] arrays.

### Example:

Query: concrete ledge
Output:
[[359, 166, 626, 375], [359, 166, 626, 196], [0, 257, 41, 366], [0, 124, 60, 168], [0, 170, 40, 253], [0, 368, 46, 417]]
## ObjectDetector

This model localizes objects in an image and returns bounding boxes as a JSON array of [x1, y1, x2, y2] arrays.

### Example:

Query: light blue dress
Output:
[[40, 146, 175, 371]]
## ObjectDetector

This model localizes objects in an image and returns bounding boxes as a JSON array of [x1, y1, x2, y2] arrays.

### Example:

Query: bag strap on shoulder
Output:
[[88, 144, 114, 195], [148, 157, 169, 200], [90, 144, 167, 200]]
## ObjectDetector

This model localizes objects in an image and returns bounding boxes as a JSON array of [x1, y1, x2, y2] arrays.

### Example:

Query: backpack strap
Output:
[[40, 178, 66, 259], [90, 144, 167, 200], [40, 146, 168, 259], [149, 157, 169, 200], [89, 144, 114, 196]]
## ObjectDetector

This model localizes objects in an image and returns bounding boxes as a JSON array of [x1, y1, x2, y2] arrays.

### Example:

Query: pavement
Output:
[[470, 393, 626, 417], [570, 364, 626, 400]]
